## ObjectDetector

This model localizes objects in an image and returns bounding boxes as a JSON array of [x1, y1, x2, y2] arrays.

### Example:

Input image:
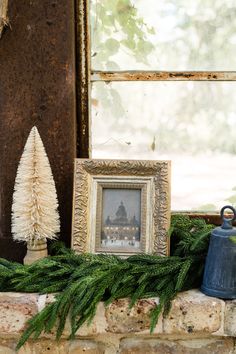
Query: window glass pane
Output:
[[90, 0, 236, 71], [91, 81, 236, 211]]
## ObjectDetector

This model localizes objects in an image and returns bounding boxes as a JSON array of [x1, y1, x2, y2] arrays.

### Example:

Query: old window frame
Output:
[[76, 0, 235, 225]]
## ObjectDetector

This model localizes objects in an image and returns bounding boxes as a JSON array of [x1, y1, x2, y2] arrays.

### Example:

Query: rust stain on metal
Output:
[[0, 0, 76, 261], [92, 71, 236, 82], [75, 0, 90, 158]]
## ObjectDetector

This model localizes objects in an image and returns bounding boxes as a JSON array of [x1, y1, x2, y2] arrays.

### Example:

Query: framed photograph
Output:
[[72, 159, 171, 256]]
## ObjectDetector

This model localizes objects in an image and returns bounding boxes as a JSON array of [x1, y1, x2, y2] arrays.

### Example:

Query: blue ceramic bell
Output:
[[201, 205, 236, 299]]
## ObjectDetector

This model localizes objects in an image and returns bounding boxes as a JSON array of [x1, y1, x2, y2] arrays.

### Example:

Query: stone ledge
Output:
[[0, 293, 38, 337], [1, 337, 235, 354], [0, 290, 234, 339], [163, 290, 224, 335], [119, 338, 235, 354]]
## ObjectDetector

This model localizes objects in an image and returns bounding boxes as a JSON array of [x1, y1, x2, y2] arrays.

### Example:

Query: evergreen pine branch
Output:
[[175, 259, 192, 291], [190, 230, 211, 253], [0, 215, 212, 349], [153, 276, 174, 292], [39, 280, 69, 294], [15, 303, 55, 350], [150, 281, 176, 332], [130, 280, 150, 308], [44, 300, 60, 333]]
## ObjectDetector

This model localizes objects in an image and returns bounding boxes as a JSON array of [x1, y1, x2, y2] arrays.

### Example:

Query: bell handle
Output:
[[220, 205, 236, 223]]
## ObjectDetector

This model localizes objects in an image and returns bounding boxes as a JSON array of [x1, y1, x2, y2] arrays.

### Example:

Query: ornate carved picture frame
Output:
[[72, 159, 171, 256]]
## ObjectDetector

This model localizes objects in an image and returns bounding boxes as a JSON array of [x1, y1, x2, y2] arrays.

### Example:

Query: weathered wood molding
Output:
[[92, 70, 236, 82], [0, 0, 9, 38]]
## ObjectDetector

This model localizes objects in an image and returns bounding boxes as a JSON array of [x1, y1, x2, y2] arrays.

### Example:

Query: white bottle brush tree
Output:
[[12, 126, 60, 263]]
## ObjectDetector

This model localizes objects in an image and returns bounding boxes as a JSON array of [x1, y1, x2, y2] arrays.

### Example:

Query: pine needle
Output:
[[0, 215, 214, 349]]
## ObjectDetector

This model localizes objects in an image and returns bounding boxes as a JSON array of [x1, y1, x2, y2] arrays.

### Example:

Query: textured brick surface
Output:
[[40, 297, 107, 337], [18, 340, 105, 354], [75, 303, 108, 336], [0, 340, 107, 354], [0, 340, 16, 354], [68, 340, 105, 354], [163, 290, 223, 334], [106, 298, 162, 333], [0, 290, 235, 354], [0, 293, 38, 336], [224, 300, 236, 336], [119, 338, 235, 354]]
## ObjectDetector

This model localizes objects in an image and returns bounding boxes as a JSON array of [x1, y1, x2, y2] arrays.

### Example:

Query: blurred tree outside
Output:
[[90, 0, 156, 118]]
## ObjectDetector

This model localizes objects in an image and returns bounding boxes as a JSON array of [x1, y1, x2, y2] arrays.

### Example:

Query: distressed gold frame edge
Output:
[[71, 158, 171, 256]]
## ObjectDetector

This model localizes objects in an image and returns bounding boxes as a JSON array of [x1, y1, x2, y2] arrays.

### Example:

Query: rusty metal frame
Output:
[[0, 0, 77, 260], [76, 1, 235, 221], [92, 71, 236, 82], [75, 0, 91, 158]]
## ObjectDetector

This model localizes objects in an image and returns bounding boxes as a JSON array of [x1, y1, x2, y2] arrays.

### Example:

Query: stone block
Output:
[[0, 293, 38, 336], [76, 302, 108, 336], [18, 340, 105, 354], [0, 339, 16, 354], [163, 290, 223, 334], [119, 338, 235, 354], [224, 300, 236, 336], [38, 298, 107, 338], [68, 340, 105, 354], [105, 298, 162, 333]]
